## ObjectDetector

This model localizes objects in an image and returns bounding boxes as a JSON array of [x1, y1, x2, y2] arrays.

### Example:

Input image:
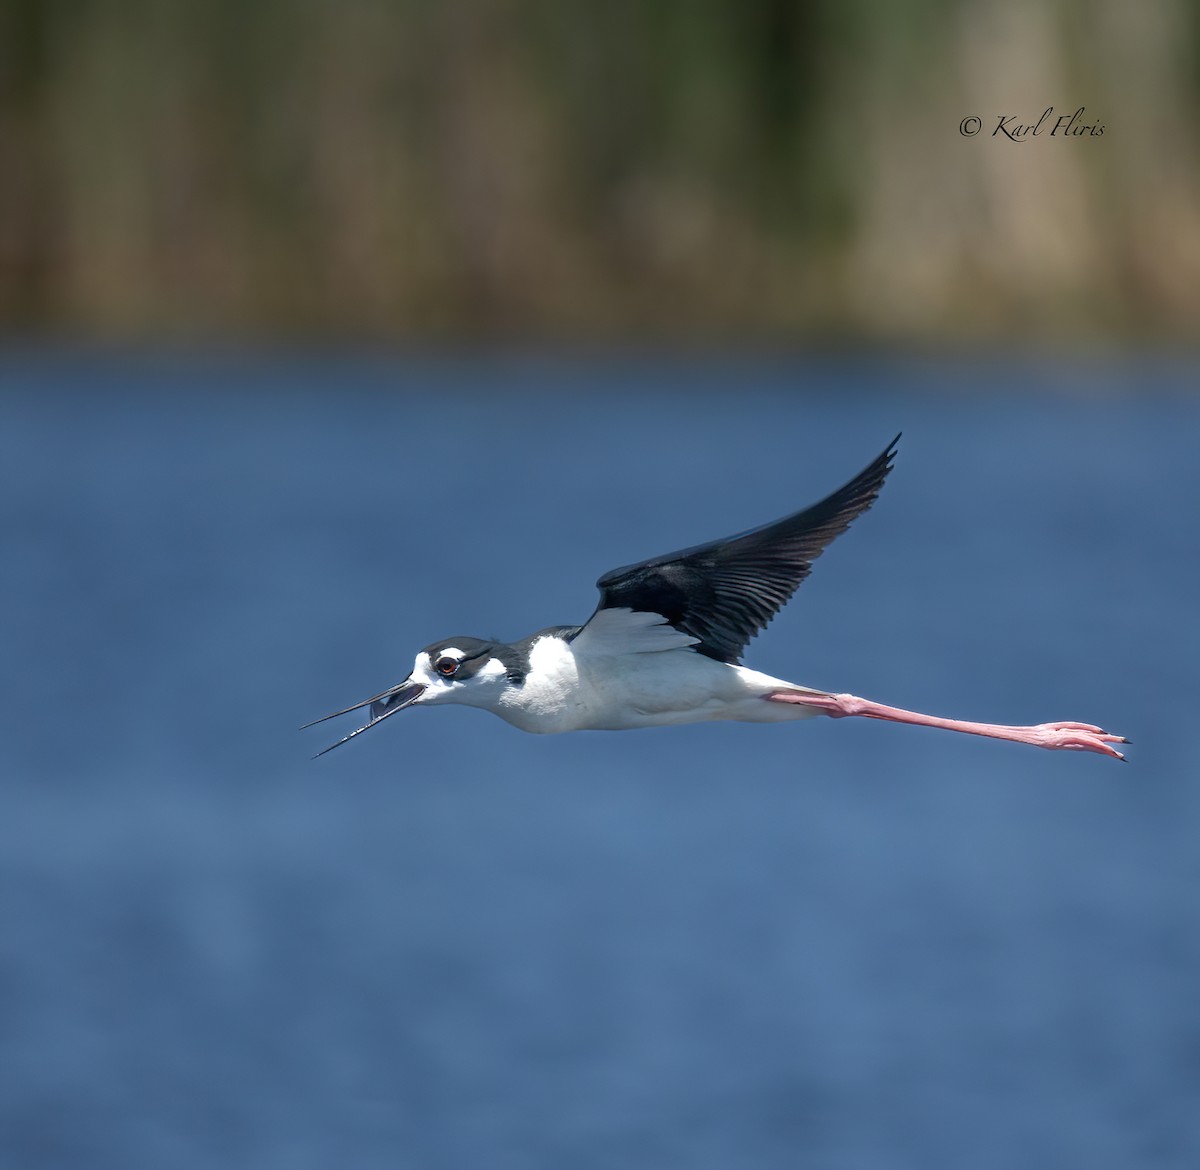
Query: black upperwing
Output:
[[585, 435, 900, 664]]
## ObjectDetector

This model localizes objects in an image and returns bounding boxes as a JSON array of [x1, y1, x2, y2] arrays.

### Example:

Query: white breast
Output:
[[494, 633, 820, 733], [496, 636, 586, 733]]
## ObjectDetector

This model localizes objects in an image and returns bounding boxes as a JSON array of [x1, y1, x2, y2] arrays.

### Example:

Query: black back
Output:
[[589, 436, 899, 663]]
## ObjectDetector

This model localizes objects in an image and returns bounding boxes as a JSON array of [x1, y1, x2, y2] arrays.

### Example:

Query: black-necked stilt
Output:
[[304, 436, 1126, 760]]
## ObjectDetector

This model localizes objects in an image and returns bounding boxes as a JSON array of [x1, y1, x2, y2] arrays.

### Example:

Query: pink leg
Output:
[[768, 691, 1128, 761]]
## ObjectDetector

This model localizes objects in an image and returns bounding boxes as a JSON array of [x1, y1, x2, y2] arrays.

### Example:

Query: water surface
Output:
[[1, 353, 1196, 1168]]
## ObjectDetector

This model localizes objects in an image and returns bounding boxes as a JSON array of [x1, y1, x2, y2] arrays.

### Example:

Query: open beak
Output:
[[301, 679, 426, 757]]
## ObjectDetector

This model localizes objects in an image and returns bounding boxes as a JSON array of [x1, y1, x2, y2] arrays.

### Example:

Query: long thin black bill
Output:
[[304, 682, 426, 757], [299, 680, 422, 730]]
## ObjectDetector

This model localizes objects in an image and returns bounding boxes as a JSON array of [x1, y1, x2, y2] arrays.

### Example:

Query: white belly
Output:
[[495, 639, 825, 734]]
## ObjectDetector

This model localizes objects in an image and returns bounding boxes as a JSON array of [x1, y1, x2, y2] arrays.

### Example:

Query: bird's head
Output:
[[303, 636, 513, 755]]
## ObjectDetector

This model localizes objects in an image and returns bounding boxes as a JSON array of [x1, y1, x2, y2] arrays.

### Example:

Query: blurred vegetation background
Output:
[[1, 0, 1198, 344]]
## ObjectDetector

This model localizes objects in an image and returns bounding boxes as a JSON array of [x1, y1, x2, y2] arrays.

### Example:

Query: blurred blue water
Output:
[[1, 352, 1197, 1169]]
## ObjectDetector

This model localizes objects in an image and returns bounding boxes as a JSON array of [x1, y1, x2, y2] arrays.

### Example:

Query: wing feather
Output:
[[581, 436, 899, 663]]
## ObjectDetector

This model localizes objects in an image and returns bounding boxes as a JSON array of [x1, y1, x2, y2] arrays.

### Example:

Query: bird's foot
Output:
[[1029, 722, 1129, 760]]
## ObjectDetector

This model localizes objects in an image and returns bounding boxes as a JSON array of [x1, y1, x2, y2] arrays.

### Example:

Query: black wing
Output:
[[587, 435, 899, 663]]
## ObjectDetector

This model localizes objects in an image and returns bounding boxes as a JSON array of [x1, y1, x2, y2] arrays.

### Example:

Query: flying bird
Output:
[[304, 436, 1126, 760]]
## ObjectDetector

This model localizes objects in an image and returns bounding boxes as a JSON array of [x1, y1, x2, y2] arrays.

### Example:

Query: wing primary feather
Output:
[[589, 435, 899, 663]]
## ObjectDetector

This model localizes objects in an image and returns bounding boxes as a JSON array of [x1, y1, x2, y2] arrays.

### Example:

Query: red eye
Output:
[[435, 656, 459, 677]]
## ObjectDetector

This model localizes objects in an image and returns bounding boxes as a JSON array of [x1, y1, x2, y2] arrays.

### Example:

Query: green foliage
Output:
[[0, 0, 1197, 342]]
